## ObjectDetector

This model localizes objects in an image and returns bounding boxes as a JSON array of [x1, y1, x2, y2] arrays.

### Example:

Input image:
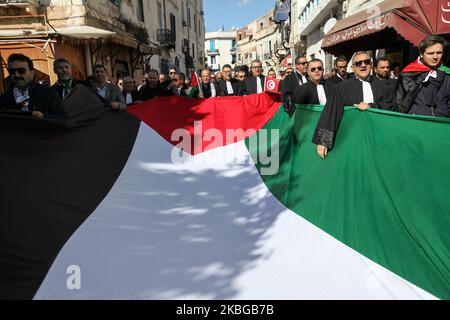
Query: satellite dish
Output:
[[323, 18, 337, 35]]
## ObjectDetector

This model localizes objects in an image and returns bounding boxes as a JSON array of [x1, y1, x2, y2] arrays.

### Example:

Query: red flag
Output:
[[264, 77, 281, 94], [189, 72, 200, 88]]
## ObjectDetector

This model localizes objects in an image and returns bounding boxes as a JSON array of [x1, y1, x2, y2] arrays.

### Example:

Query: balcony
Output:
[[157, 29, 175, 49], [206, 48, 219, 55], [0, 0, 40, 14]]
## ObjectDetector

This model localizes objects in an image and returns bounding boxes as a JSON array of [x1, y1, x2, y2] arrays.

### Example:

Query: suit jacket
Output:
[[241, 75, 266, 95], [52, 79, 90, 100], [139, 83, 170, 101], [281, 71, 308, 100], [0, 82, 65, 119], [122, 90, 142, 105], [96, 83, 127, 110], [292, 80, 335, 105], [171, 86, 188, 96], [216, 79, 242, 96]]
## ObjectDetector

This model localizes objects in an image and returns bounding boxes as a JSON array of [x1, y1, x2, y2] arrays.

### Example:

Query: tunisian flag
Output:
[[264, 77, 281, 94]]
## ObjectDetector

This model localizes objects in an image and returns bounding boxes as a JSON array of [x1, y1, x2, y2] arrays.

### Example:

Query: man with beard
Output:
[[139, 70, 169, 101], [292, 59, 334, 105], [312, 52, 382, 159], [52, 58, 89, 100], [371, 57, 397, 110], [240, 59, 266, 95], [216, 64, 241, 96], [0, 54, 65, 119], [395, 35, 449, 117]]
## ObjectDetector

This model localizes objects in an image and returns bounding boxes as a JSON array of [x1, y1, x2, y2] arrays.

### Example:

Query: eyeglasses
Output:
[[354, 59, 372, 67], [8, 68, 28, 75], [310, 67, 323, 72], [286, 71, 293, 75], [172, 79, 178, 82], [251, 66, 262, 69], [169, 72, 176, 75], [296, 61, 308, 65]]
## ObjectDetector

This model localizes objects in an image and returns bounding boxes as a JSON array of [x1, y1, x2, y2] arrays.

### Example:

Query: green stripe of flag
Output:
[[246, 105, 450, 299]]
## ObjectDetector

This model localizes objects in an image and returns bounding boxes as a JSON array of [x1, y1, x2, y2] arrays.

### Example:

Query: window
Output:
[[210, 39, 216, 51], [211, 56, 216, 64], [157, 2, 163, 29], [188, 7, 191, 27], [194, 14, 197, 32], [170, 13, 176, 42], [137, 0, 145, 22], [231, 54, 236, 64], [192, 43, 195, 58], [231, 39, 236, 49]]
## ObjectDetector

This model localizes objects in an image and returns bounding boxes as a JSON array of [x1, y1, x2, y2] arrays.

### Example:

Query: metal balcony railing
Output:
[[157, 29, 175, 49]]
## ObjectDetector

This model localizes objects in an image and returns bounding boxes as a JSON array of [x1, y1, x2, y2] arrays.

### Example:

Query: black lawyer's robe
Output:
[[292, 80, 335, 105], [312, 76, 387, 150]]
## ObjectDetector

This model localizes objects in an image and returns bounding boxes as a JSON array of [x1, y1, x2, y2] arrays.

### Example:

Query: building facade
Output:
[[205, 30, 237, 73], [0, 0, 205, 92], [236, 9, 284, 73]]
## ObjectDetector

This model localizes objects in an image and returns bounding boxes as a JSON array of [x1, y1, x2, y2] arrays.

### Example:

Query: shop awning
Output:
[[322, 0, 450, 55]]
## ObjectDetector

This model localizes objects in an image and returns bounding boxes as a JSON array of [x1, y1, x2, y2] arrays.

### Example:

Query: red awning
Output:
[[322, 0, 450, 55]]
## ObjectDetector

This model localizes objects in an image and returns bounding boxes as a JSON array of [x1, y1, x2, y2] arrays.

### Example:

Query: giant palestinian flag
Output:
[[1, 85, 449, 300]]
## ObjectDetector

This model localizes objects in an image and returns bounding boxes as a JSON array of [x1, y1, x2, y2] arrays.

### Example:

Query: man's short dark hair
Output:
[[147, 69, 159, 76], [374, 57, 391, 68], [8, 53, 34, 70], [54, 58, 71, 69], [419, 35, 447, 55], [335, 55, 348, 65], [179, 73, 186, 81], [93, 64, 106, 72], [295, 56, 307, 64], [222, 64, 232, 71], [307, 58, 323, 68]]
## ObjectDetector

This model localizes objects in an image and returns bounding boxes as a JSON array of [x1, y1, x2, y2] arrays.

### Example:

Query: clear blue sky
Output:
[[204, 0, 276, 32]]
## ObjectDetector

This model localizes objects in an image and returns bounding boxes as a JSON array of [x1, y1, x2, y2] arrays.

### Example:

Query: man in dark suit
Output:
[[52, 58, 89, 100], [240, 59, 266, 95], [139, 70, 169, 101], [281, 55, 308, 100], [170, 73, 188, 96], [0, 53, 65, 119], [216, 64, 241, 96], [328, 55, 351, 84], [292, 59, 334, 106]]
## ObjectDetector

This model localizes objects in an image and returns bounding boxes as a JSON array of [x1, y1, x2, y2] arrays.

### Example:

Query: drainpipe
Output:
[[85, 43, 93, 76]]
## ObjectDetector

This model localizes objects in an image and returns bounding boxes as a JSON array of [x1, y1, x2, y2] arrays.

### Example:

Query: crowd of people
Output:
[[0, 34, 448, 159]]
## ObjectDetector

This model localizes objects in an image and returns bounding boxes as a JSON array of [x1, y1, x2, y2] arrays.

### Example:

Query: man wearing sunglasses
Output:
[[313, 51, 382, 159], [0, 54, 65, 120], [240, 59, 266, 95], [292, 59, 334, 105], [395, 35, 449, 117], [281, 56, 308, 98], [281, 56, 309, 116]]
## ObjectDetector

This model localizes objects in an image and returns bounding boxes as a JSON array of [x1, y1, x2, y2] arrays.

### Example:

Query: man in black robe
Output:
[[312, 51, 383, 159], [240, 59, 266, 95], [371, 57, 397, 111], [328, 55, 351, 84], [216, 64, 241, 96], [122, 76, 142, 105], [281, 56, 308, 116], [395, 35, 450, 117], [0, 53, 65, 120], [292, 58, 334, 106]]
